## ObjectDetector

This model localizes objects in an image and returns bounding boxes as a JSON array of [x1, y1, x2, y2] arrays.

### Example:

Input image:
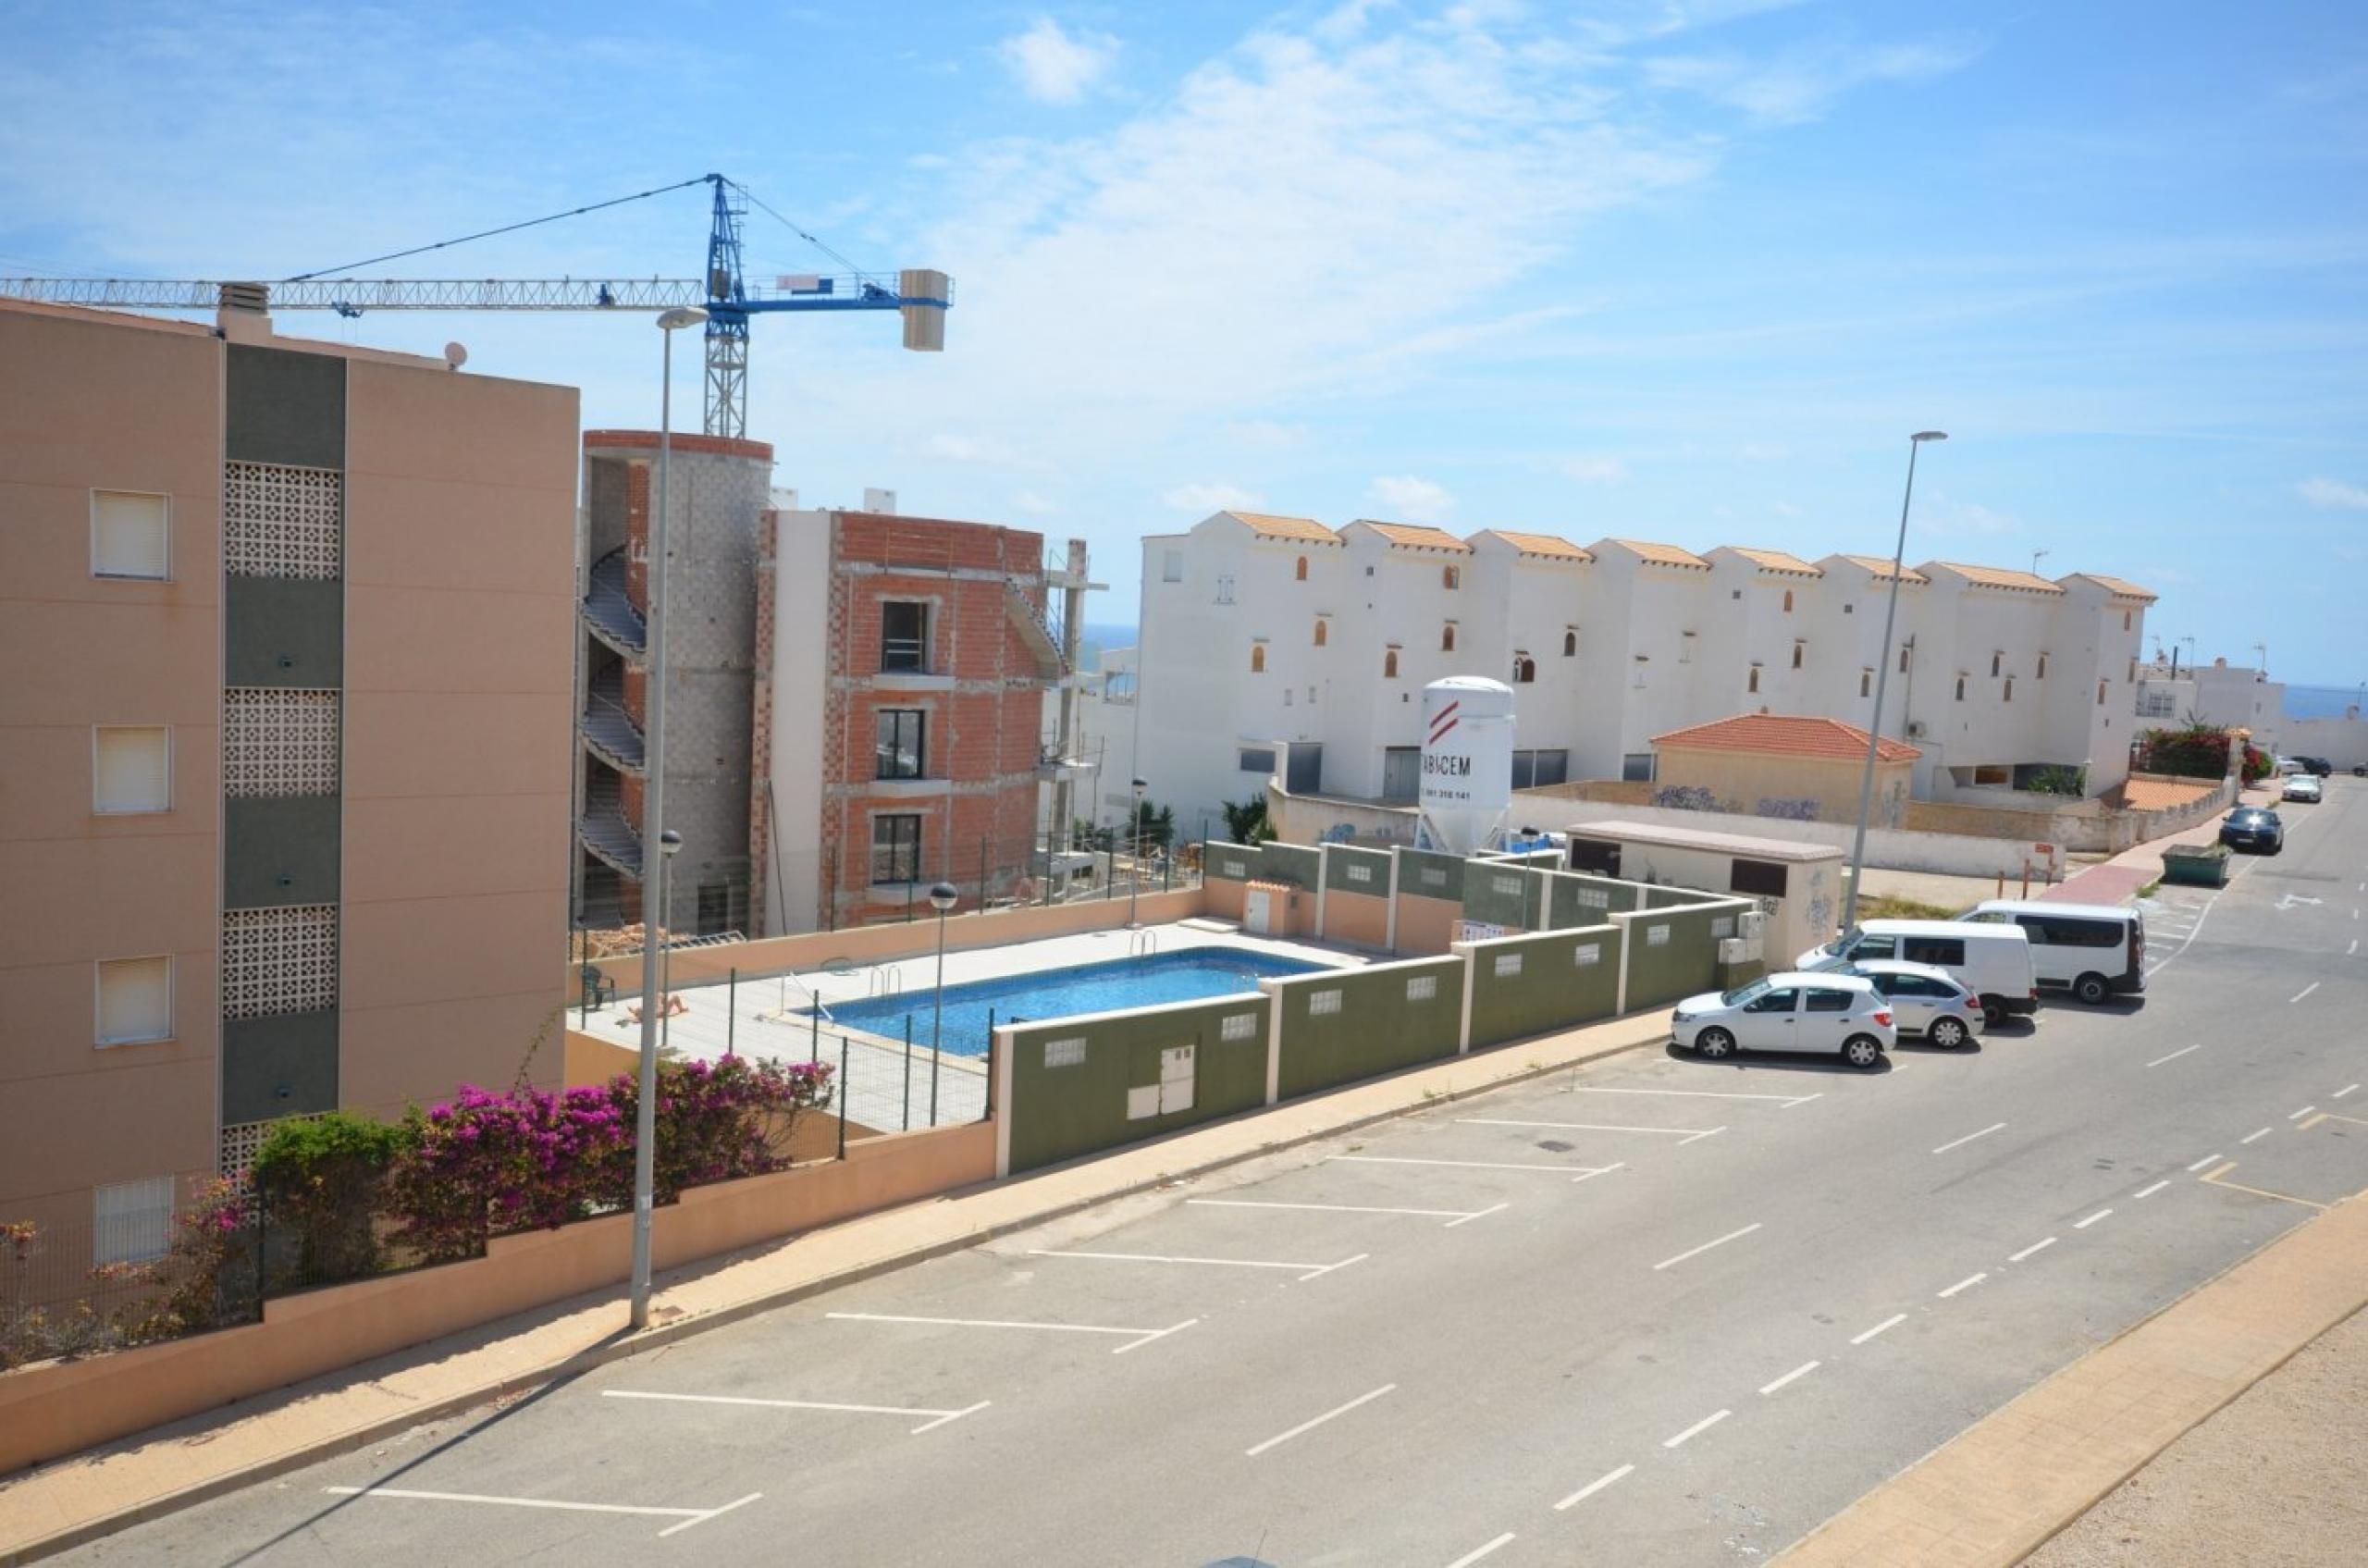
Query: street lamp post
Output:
[[1128, 777, 1148, 928], [630, 305, 708, 1335], [928, 880, 958, 1056], [1841, 430, 1947, 935]]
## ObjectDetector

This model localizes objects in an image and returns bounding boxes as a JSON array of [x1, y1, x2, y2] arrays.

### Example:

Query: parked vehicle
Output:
[[2273, 755, 2304, 776], [1670, 972, 1894, 1069], [1963, 900, 2146, 1006], [2219, 806, 2285, 854], [2283, 775, 2323, 804], [1844, 959, 1988, 1049], [1795, 920, 2039, 1027], [2298, 756, 2333, 777]]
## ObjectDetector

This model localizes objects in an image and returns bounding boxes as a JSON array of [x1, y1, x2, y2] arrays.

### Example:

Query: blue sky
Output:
[[6, 1, 2364, 685]]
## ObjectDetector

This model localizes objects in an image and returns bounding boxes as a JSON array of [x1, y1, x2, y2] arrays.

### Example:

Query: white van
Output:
[[1963, 900, 2146, 1006], [1796, 920, 2039, 1026]]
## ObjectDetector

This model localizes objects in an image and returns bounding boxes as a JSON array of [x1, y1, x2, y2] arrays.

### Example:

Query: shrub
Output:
[[253, 1112, 414, 1286]]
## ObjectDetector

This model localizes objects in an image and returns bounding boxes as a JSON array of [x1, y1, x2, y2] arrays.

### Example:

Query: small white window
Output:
[[1573, 944, 1601, 967], [93, 726, 172, 814], [1579, 888, 1610, 909], [1345, 863, 1374, 883], [1220, 1013, 1259, 1042], [1162, 549, 1184, 583], [1493, 953, 1523, 978], [93, 1176, 177, 1266], [1491, 874, 1523, 897], [1646, 924, 1671, 947], [95, 955, 173, 1045], [1042, 1037, 1087, 1068], [1223, 858, 1248, 877], [1420, 867, 1449, 888], [92, 491, 169, 580], [1406, 975, 1437, 1002], [1711, 916, 1735, 938], [1308, 989, 1343, 1016]]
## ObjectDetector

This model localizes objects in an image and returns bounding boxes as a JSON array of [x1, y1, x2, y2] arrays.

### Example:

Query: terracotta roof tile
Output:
[[1350, 520, 1473, 552], [1930, 561, 2065, 595], [1721, 547, 1823, 578], [2072, 574, 2158, 603], [1833, 554, 1930, 585], [1650, 712, 1921, 764], [1223, 510, 1340, 544], [1478, 529, 1593, 562], [1604, 537, 1712, 570]]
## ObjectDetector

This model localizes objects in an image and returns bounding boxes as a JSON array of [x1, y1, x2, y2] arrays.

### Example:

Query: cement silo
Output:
[[1419, 676, 1516, 856]]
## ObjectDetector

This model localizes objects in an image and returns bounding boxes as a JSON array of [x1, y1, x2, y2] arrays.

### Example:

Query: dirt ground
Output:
[[2020, 1304, 2368, 1567]]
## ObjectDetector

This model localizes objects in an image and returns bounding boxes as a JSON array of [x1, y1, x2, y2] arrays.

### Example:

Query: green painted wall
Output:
[[226, 344, 346, 469], [225, 796, 340, 908], [1005, 994, 1273, 1174], [1322, 844, 1393, 895], [1256, 842, 1322, 889], [1204, 842, 1259, 882], [1272, 957, 1464, 1099], [1644, 884, 1724, 910], [1465, 924, 1624, 1049], [222, 1011, 339, 1123], [1622, 900, 1750, 1010], [1462, 863, 1540, 930], [1544, 872, 1643, 926], [1396, 847, 1464, 903]]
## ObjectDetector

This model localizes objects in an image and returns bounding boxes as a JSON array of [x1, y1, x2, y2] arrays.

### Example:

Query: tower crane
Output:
[[0, 173, 949, 438]]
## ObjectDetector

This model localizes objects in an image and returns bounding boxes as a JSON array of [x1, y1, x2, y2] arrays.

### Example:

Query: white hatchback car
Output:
[[2283, 775, 2323, 804], [1844, 960, 1988, 1049], [1671, 972, 1896, 1069]]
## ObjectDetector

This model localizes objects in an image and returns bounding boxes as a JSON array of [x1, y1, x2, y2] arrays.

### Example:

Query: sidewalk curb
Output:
[[4, 1022, 1663, 1564]]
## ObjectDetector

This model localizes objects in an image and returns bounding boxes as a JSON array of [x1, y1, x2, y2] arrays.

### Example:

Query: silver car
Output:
[[1670, 971, 1896, 1070], [1844, 959, 1987, 1050]]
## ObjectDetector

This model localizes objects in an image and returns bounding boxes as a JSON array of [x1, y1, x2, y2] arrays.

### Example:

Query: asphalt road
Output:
[[60, 780, 2368, 1567]]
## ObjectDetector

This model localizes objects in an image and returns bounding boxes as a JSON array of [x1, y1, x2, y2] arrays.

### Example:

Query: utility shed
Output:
[[1563, 819, 1844, 962]]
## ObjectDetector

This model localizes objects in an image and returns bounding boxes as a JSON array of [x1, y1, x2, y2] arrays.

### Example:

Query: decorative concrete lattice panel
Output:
[[223, 688, 339, 796], [221, 905, 339, 1019], [218, 1115, 320, 1183], [223, 461, 342, 578]]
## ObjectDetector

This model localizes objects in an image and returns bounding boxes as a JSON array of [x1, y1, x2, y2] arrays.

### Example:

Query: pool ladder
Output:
[[867, 964, 906, 997], [1128, 930, 1159, 957]]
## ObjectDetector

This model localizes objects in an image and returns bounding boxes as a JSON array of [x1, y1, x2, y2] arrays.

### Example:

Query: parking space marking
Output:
[[1459, 1117, 1724, 1140], [1661, 1408, 1732, 1449], [2007, 1237, 2057, 1263], [1029, 1248, 1366, 1282], [1443, 1531, 1518, 1568], [2073, 1208, 2113, 1229], [1936, 1272, 1987, 1299], [1561, 1085, 1818, 1106], [2145, 1044, 2202, 1068], [1330, 1154, 1619, 1181], [1758, 1360, 1820, 1396], [1555, 1463, 1636, 1510], [1187, 1198, 1493, 1226], [1930, 1121, 2008, 1155], [2239, 1127, 2274, 1145], [1445, 1203, 1512, 1228], [1851, 1314, 1907, 1345], [322, 1486, 762, 1538], [601, 1389, 988, 1434], [2290, 982, 2321, 1005], [1652, 1222, 1761, 1271], [2133, 1179, 2170, 1199], [2200, 1163, 2329, 1210], [1243, 1383, 1396, 1457], [2188, 1154, 2224, 1172], [824, 1312, 1199, 1355], [2337, 1084, 2361, 1099]]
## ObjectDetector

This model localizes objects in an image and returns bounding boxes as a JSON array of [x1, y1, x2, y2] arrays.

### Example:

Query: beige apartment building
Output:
[[0, 297, 578, 1262]]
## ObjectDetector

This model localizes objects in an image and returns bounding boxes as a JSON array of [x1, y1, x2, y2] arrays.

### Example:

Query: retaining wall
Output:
[[1461, 923, 1624, 1050], [1268, 957, 1467, 1100], [998, 994, 1273, 1176]]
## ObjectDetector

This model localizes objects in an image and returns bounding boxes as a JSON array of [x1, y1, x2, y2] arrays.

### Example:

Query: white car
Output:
[[2283, 775, 2323, 804], [1843, 960, 1987, 1049], [1671, 972, 1896, 1069]]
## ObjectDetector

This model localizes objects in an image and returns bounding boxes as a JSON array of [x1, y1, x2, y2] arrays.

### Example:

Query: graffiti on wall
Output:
[[1755, 796, 1821, 821]]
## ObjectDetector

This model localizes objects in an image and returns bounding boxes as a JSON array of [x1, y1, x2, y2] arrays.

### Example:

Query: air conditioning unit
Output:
[[1905, 720, 1929, 739]]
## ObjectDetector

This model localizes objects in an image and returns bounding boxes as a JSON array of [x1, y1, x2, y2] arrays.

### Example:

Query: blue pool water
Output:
[[819, 947, 1331, 1056]]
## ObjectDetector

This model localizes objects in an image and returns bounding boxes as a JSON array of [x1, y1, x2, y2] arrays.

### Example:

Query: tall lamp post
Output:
[[1128, 777, 1148, 928], [928, 881, 958, 1063], [1841, 430, 1947, 934], [629, 304, 708, 1334]]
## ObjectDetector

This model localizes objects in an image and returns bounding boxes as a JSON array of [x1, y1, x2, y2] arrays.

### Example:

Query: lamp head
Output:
[[929, 881, 959, 913], [1910, 430, 1947, 443], [1130, 777, 1148, 793], [658, 829, 684, 857], [656, 306, 710, 331]]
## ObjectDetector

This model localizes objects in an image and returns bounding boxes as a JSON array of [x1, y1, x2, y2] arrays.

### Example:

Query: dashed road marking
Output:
[[1554, 1463, 1635, 1511], [1931, 1121, 2008, 1155], [2289, 1105, 2317, 1120], [1661, 1408, 1732, 1449], [1851, 1314, 1907, 1345], [2145, 1044, 2202, 1068], [2134, 1179, 2170, 1199], [1244, 1383, 1396, 1457], [1759, 1360, 1820, 1395], [2187, 1154, 2224, 1171], [1443, 1531, 1519, 1568], [2336, 1084, 2361, 1100], [2073, 1208, 2114, 1229], [1937, 1272, 1988, 1299], [2008, 1237, 2057, 1263], [2291, 982, 2321, 1005], [1651, 1222, 1762, 1271], [2239, 1127, 2274, 1145]]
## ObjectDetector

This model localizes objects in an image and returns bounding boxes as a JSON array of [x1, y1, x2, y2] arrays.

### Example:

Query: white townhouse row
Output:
[[1116, 509, 2156, 833]]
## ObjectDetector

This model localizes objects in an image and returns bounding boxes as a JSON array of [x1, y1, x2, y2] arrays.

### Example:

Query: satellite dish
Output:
[[443, 341, 469, 369]]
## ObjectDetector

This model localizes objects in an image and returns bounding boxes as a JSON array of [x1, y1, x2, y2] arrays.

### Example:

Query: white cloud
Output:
[[2299, 476, 2368, 510], [1163, 481, 1266, 513], [1227, 419, 1310, 451], [1644, 34, 1980, 126], [926, 432, 1049, 471], [1560, 453, 1628, 483], [1012, 488, 1056, 514], [1368, 475, 1457, 522], [997, 18, 1118, 105]]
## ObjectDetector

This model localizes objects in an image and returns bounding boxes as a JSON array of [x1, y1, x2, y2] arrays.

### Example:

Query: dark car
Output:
[[2220, 807, 2284, 854], [2299, 756, 2333, 777]]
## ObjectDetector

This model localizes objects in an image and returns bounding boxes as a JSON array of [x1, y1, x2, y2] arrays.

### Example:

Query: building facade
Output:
[[2133, 656, 2285, 753], [0, 298, 577, 1252], [1129, 510, 2153, 834]]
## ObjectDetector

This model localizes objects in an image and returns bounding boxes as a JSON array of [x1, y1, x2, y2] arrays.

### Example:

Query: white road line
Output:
[[2145, 1044, 2202, 1068], [1028, 1249, 1365, 1282], [1651, 1222, 1763, 1271], [601, 1389, 988, 1435], [1936, 1272, 1988, 1299], [1460, 1117, 1722, 1139], [1555, 1463, 1636, 1510], [824, 1311, 1198, 1355], [2289, 1105, 2317, 1120], [323, 1486, 763, 1538], [2336, 1084, 2361, 1100], [1572, 1162, 1627, 1183], [1931, 1121, 2008, 1155], [2073, 1208, 2114, 1229], [1443, 1531, 1518, 1568], [2291, 982, 2321, 1005], [1563, 1085, 1817, 1105], [2239, 1127, 2273, 1145], [1189, 1198, 1479, 1221], [2134, 1179, 2170, 1200], [2188, 1154, 2224, 1171], [1851, 1314, 1907, 1345], [2351, 940, 2360, 957], [2007, 1237, 2057, 1263], [1758, 1360, 1820, 1395], [1445, 1202, 1511, 1228], [1243, 1383, 1397, 1457], [1329, 1154, 1615, 1177], [1661, 1408, 1732, 1449]]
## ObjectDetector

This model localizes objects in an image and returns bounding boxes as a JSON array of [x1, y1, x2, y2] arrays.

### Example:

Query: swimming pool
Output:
[[818, 947, 1332, 1057]]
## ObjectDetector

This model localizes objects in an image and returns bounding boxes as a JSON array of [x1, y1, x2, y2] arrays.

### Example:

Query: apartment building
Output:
[[1130, 509, 2152, 832], [2133, 656, 2285, 751], [0, 298, 577, 1252], [753, 508, 1087, 932]]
